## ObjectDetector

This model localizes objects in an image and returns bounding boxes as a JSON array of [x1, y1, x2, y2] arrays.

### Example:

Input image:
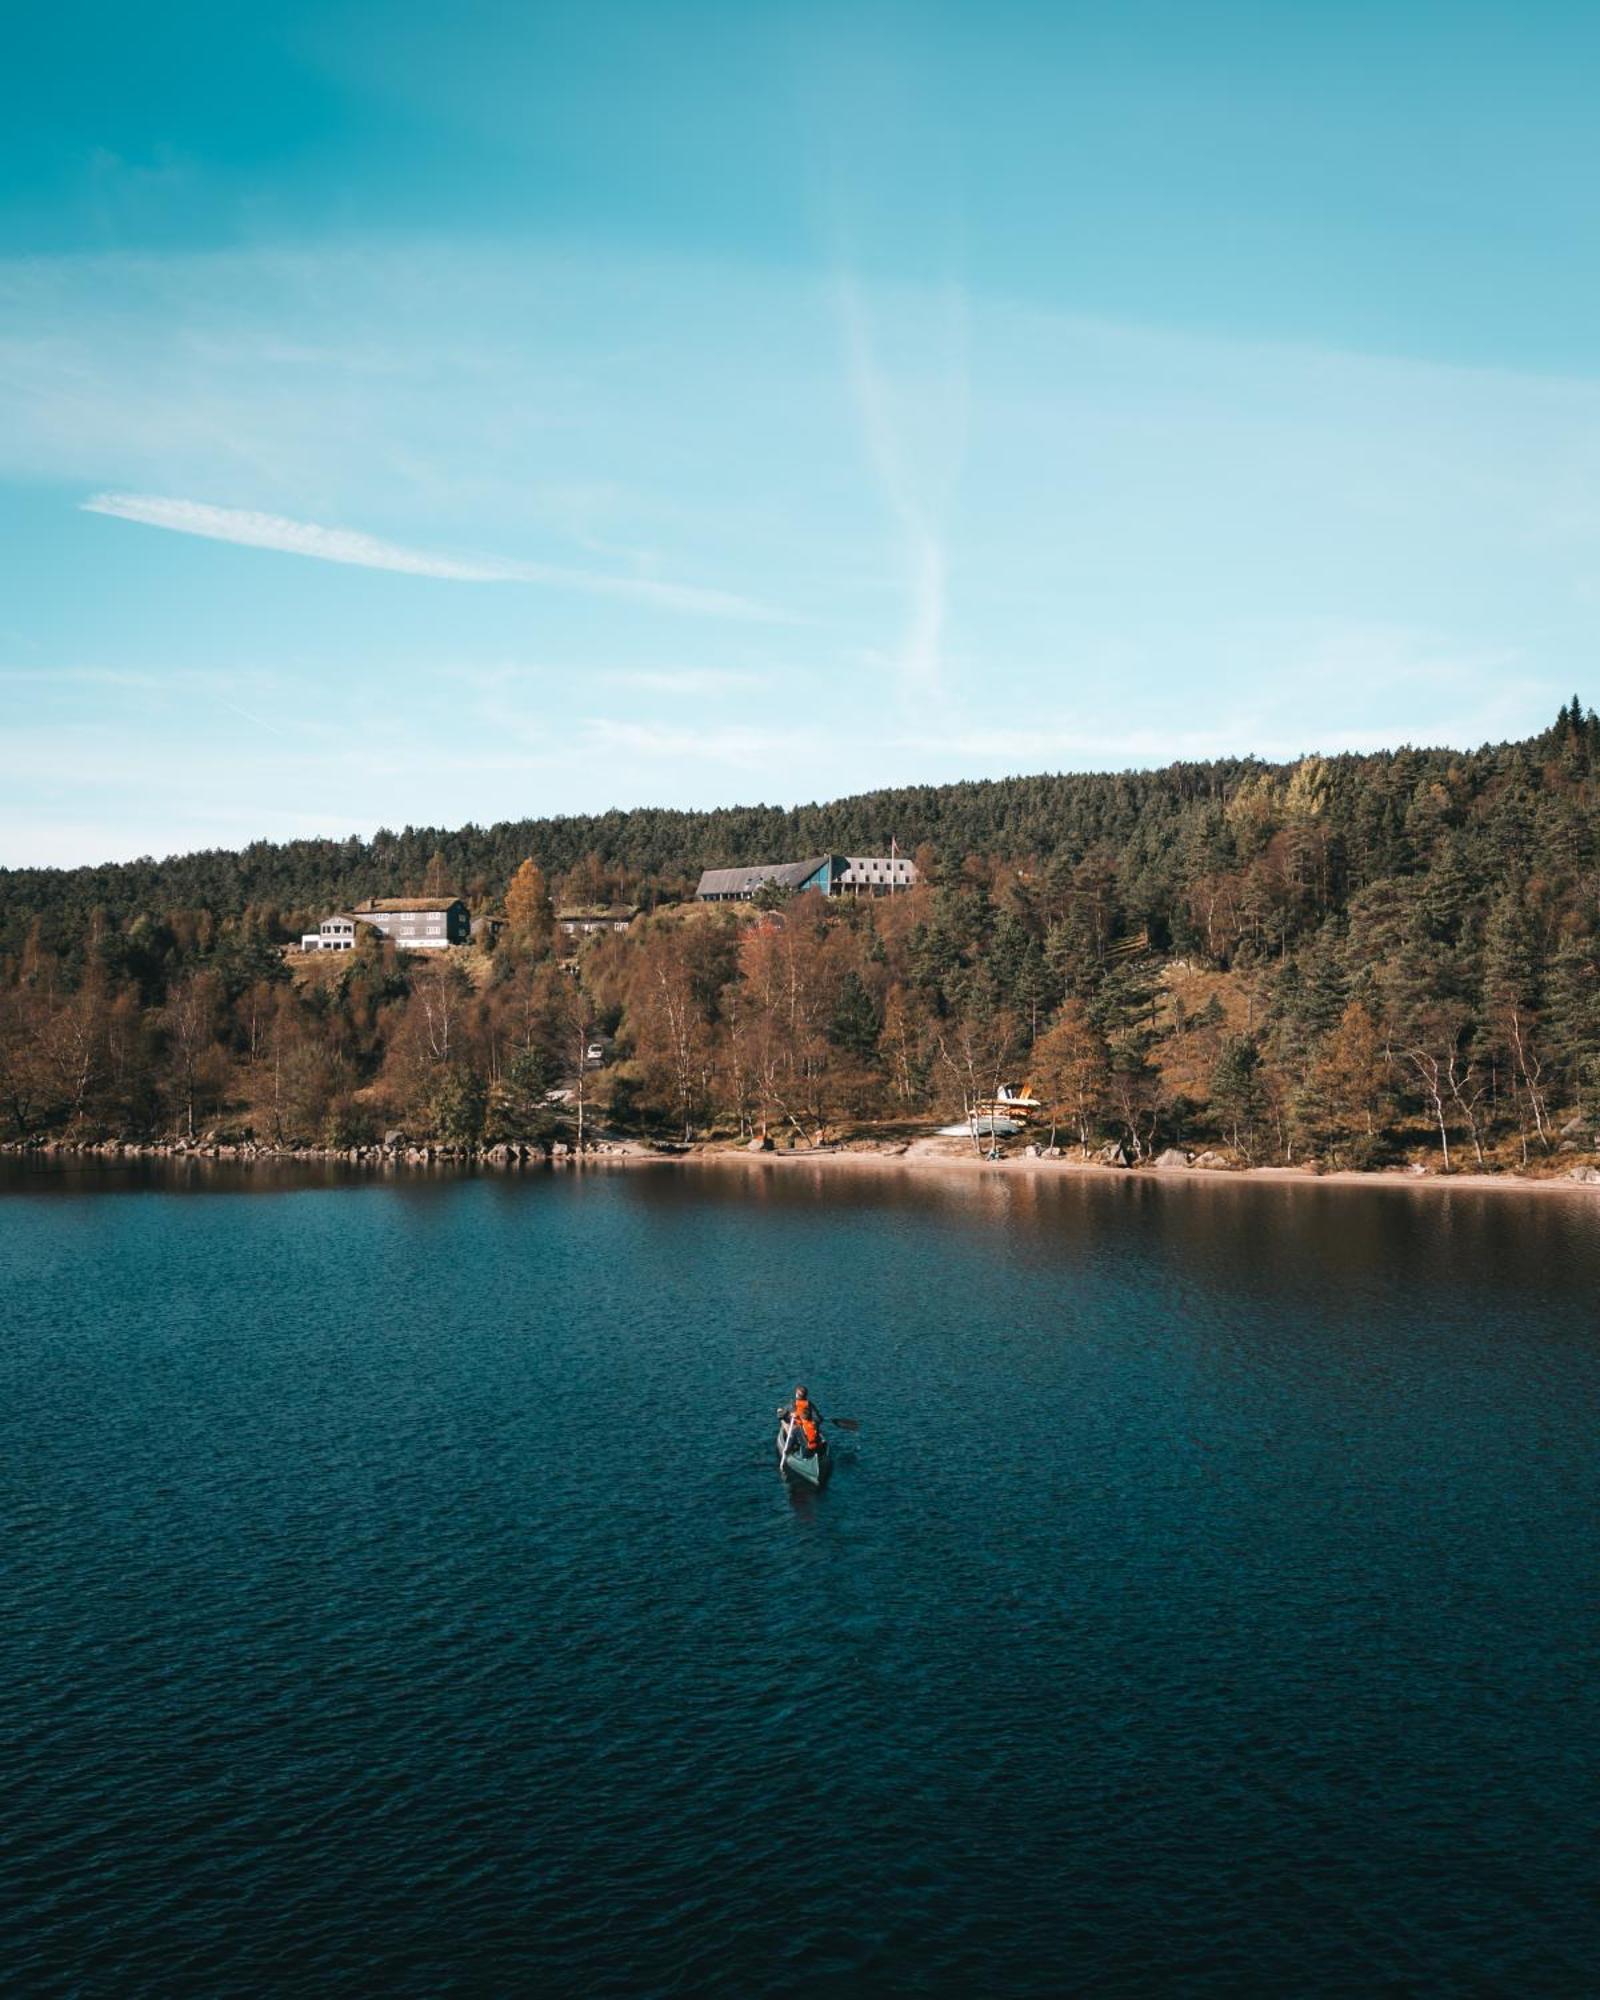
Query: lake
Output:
[[4, 1159, 1598, 1996]]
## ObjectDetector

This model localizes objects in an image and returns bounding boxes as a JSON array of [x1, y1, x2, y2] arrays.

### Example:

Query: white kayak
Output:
[[776, 1414, 832, 1487]]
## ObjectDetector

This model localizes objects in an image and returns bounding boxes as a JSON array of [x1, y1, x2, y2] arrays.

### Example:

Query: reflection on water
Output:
[[3, 1161, 1598, 1995]]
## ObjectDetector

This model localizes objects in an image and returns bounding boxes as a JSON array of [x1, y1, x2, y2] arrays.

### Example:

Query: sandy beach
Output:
[[671, 1141, 1600, 1199]]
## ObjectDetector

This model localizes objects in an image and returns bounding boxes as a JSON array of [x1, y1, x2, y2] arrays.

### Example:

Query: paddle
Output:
[[823, 1416, 860, 1432]]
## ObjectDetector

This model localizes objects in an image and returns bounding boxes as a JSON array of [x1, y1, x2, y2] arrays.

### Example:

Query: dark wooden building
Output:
[[348, 897, 471, 950]]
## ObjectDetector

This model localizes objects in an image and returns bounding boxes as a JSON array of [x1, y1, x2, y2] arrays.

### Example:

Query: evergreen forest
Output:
[[5, 702, 1600, 1172]]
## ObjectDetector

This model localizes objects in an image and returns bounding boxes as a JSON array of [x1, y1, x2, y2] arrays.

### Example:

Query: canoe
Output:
[[777, 1418, 832, 1487]]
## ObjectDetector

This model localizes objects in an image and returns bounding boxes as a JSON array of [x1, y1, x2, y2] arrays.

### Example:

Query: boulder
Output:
[[1023, 1144, 1041, 1158], [1154, 1148, 1191, 1171], [1044, 1145, 1063, 1159], [747, 1134, 773, 1152], [1095, 1141, 1130, 1168], [1565, 1164, 1600, 1184]]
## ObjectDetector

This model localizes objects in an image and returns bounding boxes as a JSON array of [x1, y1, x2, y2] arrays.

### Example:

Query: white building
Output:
[[697, 854, 918, 902], [297, 897, 472, 952], [839, 855, 918, 893], [299, 916, 359, 952]]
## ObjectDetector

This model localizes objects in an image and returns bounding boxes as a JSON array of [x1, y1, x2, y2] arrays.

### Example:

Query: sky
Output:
[[4, 1, 1600, 867]]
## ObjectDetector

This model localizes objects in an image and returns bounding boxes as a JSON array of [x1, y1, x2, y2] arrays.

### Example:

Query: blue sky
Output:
[[4, 1, 1599, 866]]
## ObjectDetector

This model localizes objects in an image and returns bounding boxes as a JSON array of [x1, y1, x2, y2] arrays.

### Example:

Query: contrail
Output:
[[82, 491, 782, 622], [832, 274, 967, 699]]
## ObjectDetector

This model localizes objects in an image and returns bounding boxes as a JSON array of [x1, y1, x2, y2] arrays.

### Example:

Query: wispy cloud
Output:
[[0, 665, 178, 689], [597, 667, 769, 694], [81, 492, 782, 621], [0, 656, 307, 753], [581, 718, 803, 762]]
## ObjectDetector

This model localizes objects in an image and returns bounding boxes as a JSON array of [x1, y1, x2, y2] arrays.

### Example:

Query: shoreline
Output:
[[679, 1144, 1600, 1199], [4, 1134, 1600, 1198]]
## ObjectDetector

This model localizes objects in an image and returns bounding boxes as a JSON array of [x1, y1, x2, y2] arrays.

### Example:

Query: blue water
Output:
[[3, 1160, 1598, 1996]]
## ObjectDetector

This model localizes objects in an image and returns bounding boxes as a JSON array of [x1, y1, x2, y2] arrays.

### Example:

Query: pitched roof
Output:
[[353, 897, 464, 913], [696, 857, 832, 897]]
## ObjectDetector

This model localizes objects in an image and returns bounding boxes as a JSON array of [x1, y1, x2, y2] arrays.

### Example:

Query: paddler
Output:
[[786, 1384, 825, 1457]]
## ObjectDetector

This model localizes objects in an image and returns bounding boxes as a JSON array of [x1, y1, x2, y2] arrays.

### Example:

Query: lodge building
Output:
[[695, 854, 917, 903], [299, 897, 471, 952]]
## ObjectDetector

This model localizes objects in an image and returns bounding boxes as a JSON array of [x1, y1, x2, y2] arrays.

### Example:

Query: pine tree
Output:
[[828, 971, 882, 1065], [1545, 935, 1600, 1123], [1209, 1034, 1266, 1159], [1480, 888, 1550, 1152]]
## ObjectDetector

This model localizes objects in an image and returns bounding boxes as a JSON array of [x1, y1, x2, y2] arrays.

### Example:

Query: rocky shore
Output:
[[0, 1134, 657, 1168], [5, 1131, 1600, 1193]]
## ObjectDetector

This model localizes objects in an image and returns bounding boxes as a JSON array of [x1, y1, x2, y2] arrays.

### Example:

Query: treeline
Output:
[[0, 742, 1467, 960], [5, 703, 1600, 1170]]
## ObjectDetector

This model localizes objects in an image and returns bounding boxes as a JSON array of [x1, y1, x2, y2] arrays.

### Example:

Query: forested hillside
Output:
[[1, 761, 1287, 958], [5, 702, 1600, 1170]]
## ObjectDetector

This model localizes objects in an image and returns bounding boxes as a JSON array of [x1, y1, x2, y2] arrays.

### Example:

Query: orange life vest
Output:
[[794, 1398, 821, 1449]]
